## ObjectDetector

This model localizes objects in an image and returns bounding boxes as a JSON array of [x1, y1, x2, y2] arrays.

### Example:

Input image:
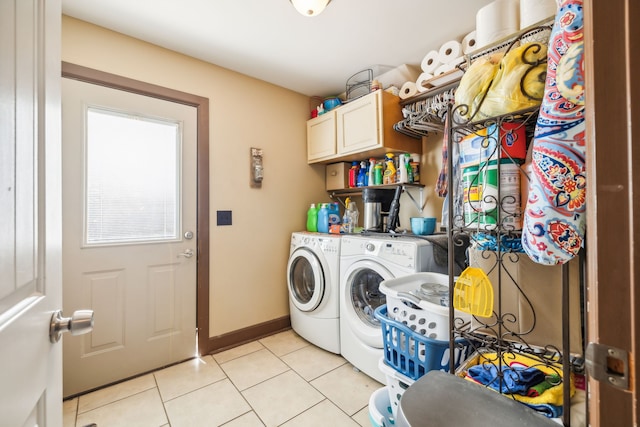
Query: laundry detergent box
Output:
[[458, 122, 527, 169]]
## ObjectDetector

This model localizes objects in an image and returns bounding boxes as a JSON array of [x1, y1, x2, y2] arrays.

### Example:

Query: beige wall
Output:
[[61, 16, 328, 337]]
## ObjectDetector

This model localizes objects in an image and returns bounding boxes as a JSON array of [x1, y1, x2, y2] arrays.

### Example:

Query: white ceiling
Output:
[[61, 0, 494, 98]]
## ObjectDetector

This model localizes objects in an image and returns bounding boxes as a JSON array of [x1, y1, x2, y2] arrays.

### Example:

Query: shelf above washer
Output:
[[328, 183, 426, 213]]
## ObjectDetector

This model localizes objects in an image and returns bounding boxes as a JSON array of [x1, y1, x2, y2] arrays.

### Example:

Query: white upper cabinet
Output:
[[307, 110, 336, 163], [307, 90, 421, 164]]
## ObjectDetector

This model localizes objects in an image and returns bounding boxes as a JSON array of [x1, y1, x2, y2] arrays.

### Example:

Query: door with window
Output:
[[61, 78, 198, 396]]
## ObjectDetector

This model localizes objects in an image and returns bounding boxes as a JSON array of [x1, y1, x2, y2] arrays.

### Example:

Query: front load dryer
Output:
[[339, 234, 450, 384], [287, 231, 341, 354]]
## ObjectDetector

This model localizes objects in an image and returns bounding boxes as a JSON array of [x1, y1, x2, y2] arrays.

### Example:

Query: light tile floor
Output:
[[63, 329, 383, 427]]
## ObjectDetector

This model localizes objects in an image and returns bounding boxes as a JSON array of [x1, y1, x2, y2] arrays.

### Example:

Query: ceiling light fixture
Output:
[[290, 0, 332, 17]]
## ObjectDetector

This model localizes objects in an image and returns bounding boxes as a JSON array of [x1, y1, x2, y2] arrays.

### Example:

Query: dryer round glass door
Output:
[[342, 259, 393, 348], [287, 248, 325, 312]]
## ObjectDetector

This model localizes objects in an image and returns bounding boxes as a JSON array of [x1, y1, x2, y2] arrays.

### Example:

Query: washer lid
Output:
[[287, 247, 325, 312]]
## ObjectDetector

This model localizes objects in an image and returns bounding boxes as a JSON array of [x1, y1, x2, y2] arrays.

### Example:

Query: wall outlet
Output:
[[217, 210, 232, 226]]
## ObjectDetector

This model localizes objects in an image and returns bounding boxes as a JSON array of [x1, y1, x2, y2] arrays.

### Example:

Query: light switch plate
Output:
[[217, 210, 232, 226]]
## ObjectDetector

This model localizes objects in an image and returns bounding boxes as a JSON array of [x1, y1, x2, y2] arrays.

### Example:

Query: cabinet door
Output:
[[336, 91, 382, 155], [307, 111, 336, 163]]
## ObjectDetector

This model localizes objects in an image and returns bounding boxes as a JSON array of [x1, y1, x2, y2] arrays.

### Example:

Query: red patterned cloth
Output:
[[521, 0, 586, 265]]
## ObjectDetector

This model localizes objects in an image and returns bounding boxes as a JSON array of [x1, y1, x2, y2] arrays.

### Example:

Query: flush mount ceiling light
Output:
[[290, 0, 332, 17]]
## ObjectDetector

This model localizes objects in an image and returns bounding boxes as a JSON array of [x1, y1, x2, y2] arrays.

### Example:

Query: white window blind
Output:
[[85, 108, 181, 245]]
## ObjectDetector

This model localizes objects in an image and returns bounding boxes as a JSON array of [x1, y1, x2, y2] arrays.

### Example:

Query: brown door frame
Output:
[[584, 0, 638, 425], [61, 62, 210, 356]]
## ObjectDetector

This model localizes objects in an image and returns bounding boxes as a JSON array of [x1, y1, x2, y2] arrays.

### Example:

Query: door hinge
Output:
[[585, 342, 629, 391]]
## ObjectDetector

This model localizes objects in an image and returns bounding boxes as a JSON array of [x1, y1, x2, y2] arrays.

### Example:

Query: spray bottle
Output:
[[405, 153, 414, 183], [398, 153, 408, 183], [356, 161, 367, 187], [383, 153, 396, 184]]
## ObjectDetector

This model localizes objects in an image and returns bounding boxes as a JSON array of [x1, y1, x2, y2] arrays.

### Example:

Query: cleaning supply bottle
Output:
[[356, 161, 367, 187], [306, 203, 318, 232], [398, 153, 408, 183], [342, 197, 353, 233], [317, 203, 329, 233], [328, 202, 341, 225], [405, 153, 414, 183], [368, 158, 376, 186], [383, 153, 396, 184], [348, 161, 359, 188], [374, 161, 384, 185], [349, 198, 359, 231]]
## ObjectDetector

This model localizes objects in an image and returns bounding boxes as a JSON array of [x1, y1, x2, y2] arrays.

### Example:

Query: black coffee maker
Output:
[[362, 187, 402, 233]]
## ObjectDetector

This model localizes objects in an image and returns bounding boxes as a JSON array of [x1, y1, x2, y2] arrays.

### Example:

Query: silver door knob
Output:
[[177, 249, 194, 258], [50, 309, 94, 343]]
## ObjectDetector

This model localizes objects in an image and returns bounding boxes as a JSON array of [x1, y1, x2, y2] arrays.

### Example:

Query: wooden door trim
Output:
[[61, 62, 210, 356], [584, 0, 638, 424]]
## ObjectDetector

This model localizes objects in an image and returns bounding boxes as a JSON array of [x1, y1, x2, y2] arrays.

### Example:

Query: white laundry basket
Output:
[[380, 272, 471, 340], [368, 386, 395, 427], [378, 357, 415, 419]]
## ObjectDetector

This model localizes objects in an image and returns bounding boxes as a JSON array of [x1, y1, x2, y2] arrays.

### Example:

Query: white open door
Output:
[[61, 78, 198, 396], [0, 0, 65, 425]]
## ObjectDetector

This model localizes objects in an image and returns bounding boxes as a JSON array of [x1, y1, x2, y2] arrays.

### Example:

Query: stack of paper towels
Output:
[[476, 0, 557, 48], [399, 0, 557, 101], [400, 31, 477, 100]]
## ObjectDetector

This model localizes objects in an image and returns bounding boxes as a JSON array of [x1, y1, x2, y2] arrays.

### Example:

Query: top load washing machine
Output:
[[287, 231, 341, 354], [339, 233, 452, 383]]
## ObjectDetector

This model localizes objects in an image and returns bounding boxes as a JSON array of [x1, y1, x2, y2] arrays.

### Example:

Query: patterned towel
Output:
[[521, 0, 586, 265]]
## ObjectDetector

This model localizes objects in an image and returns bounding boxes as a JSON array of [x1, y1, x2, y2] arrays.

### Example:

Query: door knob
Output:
[[177, 249, 194, 258], [50, 309, 94, 343]]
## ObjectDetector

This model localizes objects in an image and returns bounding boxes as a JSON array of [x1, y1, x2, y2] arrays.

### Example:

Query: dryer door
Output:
[[342, 259, 393, 348], [287, 247, 325, 312]]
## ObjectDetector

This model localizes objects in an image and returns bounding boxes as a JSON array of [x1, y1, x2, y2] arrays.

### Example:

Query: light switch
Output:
[[217, 210, 232, 226]]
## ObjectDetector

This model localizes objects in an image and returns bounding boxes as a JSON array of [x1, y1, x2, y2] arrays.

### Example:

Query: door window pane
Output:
[[85, 107, 181, 245]]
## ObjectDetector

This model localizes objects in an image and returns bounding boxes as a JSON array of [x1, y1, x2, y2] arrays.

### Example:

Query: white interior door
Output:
[[61, 78, 198, 396], [0, 0, 63, 425]]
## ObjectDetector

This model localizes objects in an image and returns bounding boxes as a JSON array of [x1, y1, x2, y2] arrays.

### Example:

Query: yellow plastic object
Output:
[[453, 267, 494, 317]]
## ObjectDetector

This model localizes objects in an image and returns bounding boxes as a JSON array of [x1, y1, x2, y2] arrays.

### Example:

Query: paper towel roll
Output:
[[476, 0, 520, 48], [399, 81, 418, 100], [438, 40, 463, 64], [416, 72, 434, 92], [420, 50, 441, 73], [461, 30, 478, 54], [434, 63, 455, 76], [520, 0, 557, 28]]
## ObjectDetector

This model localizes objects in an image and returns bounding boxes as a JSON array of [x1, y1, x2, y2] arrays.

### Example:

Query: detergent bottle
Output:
[[328, 202, 341, 225], [348, 161, 359, 188], [306, 203, 318, 232], [317, 203, 330, 233], [383, 153, 396, 184]]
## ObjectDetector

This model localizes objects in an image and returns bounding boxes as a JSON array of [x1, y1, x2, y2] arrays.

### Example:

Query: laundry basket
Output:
[[378, 357, 415, 419], [368, 386, 395, 427], [380, 272, 471, 340], [375, 305, 472, 380]]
